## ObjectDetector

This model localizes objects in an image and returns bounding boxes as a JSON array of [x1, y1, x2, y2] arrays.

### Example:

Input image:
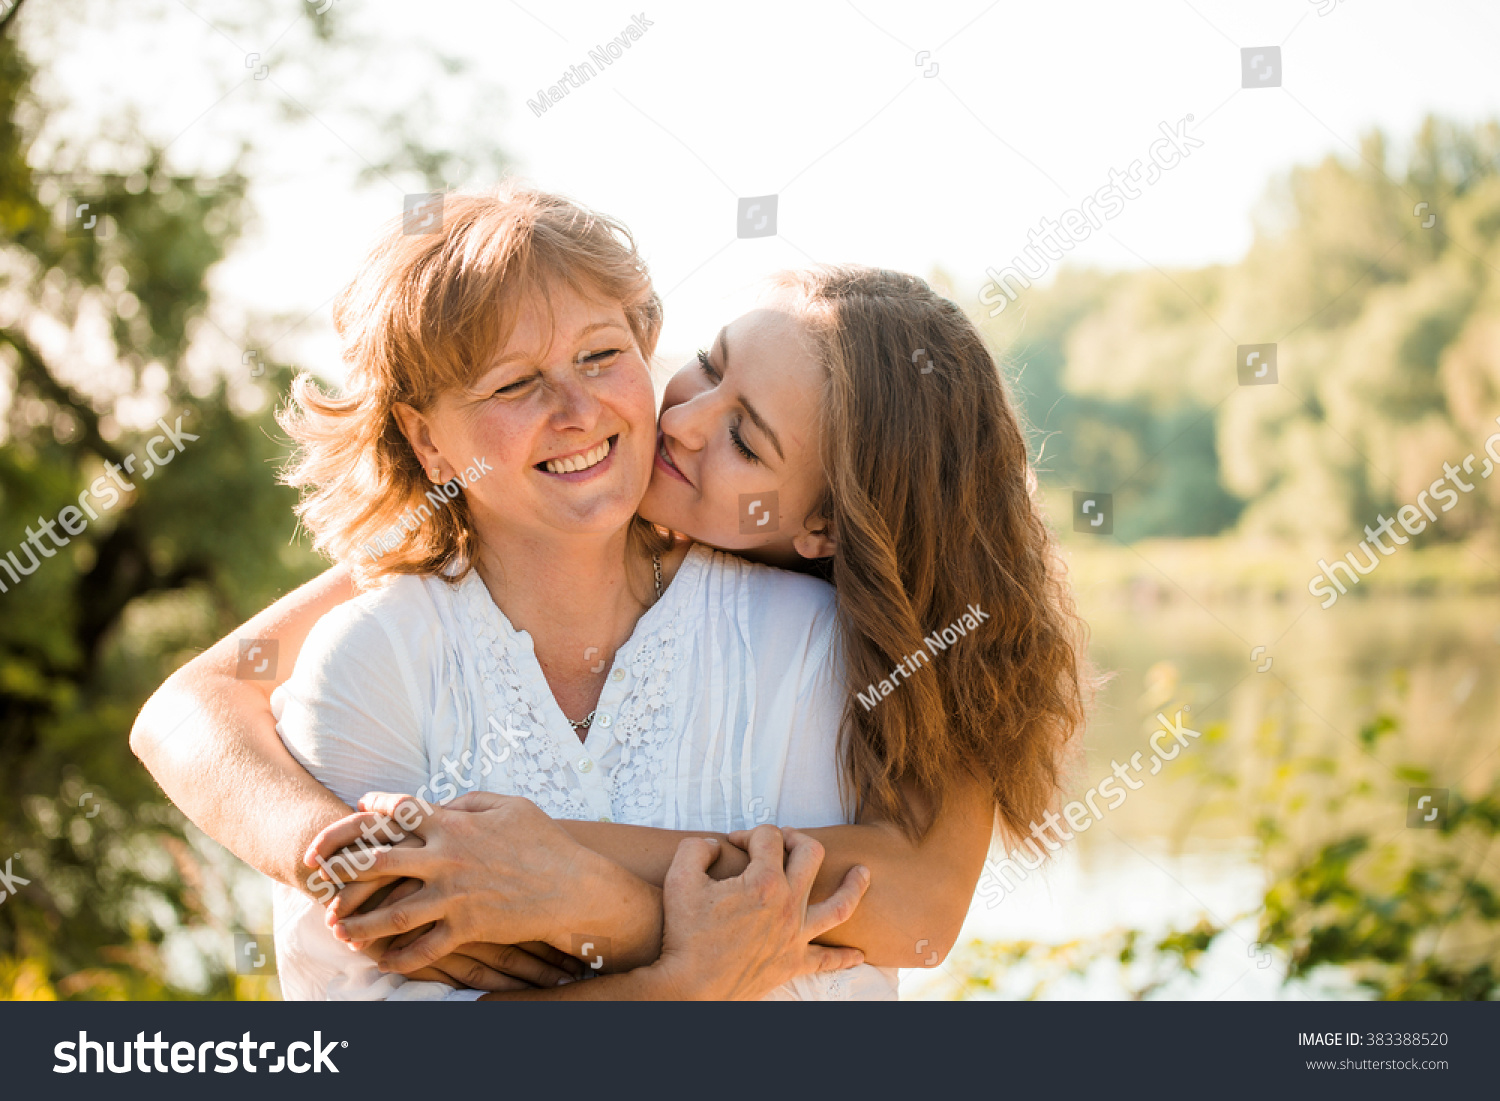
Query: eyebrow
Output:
[[491, 319, 629, 367], [720, 329, 785, 462]]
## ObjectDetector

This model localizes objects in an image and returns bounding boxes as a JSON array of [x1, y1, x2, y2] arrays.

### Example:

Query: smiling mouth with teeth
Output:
[[539, 435, 615, 475]]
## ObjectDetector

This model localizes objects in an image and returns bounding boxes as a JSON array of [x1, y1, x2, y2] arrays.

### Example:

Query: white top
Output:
[[269, 542, 899, 1001]]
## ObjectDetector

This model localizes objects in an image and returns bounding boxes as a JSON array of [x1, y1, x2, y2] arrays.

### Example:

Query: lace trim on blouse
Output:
[[449, 565, 685, 822]]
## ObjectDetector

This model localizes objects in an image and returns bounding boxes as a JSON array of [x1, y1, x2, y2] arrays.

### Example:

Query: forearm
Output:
[[543, 846, 666, 972], [560, 798, 990, 968], [133, 671, 351, 890], [560, 821, 745, 884], [129, 565, 357, 892]]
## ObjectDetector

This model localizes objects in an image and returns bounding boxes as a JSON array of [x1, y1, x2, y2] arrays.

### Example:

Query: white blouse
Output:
[[269, 542, 899, 1001]]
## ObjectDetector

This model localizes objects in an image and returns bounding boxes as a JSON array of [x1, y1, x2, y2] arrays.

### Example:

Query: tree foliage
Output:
[[0, 0, 507, 997], [996, 118, 1500, 544]]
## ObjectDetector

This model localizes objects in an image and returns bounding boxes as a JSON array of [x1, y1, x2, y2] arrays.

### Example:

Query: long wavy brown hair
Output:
[[774, 266, 1090, 843]]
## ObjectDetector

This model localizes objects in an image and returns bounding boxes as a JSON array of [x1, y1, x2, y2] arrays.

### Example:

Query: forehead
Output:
[[499, 282, 631, 361]]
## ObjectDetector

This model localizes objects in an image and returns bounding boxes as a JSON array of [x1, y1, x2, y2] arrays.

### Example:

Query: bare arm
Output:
[[558, 777, 993, 968], [323, 779, 992, 971], [128, 565, 358, 893], [479, 829, 869, 1001]]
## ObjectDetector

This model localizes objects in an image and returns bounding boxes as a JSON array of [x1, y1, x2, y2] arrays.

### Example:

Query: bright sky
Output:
[[31, 0, 1500, 377]]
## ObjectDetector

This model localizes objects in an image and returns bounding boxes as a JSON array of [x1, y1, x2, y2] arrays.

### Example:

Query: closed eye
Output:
[[581, 348, 623, 369], [698, 350, 760, 463], [492, 376, 535, 397], [696, 348, 719, 382], [729, 420, 760, 463]]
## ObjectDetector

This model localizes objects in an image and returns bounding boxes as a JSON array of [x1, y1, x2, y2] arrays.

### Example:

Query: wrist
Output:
[[640, 957, 706, 1001], [547, 846, 664, 969]]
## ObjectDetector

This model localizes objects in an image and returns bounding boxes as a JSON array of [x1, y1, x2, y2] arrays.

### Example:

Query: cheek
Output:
[[456, 405, 523, 462], [613, 364, 660, 431]]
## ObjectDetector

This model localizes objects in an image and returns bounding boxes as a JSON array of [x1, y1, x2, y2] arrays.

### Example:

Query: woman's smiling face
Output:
[[396, 282, 658, 546], [638, 298, 834, 563]]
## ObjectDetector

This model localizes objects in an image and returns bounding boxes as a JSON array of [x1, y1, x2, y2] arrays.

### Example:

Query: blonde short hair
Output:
[[278, 183, 663, 585]]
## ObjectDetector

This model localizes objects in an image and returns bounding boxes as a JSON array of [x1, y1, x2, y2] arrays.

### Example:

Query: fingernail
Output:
[[556, 976, 575, 986], [704, 837, 720, 845], [333, 922, 348, 940]]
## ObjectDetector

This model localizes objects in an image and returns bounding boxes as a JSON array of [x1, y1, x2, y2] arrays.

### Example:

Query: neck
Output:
[[730, 541, 826, 574], [470, 523, 653, 690]]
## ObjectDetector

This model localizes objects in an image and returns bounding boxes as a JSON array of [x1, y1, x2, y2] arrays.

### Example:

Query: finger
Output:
[[804, 864, 871, 939], [357, 792, 437, 835], [725, 829, 754, 847], [516, 940, 587, 978], [307, 840, 404, 888], [427, 956, 537, 993], [324, 874, 402, 923], [742, 824, 786, 876], [807, 945, 865, 973], [387, 922, 428, 951], [378, 925, 463, 974], [458, 943, 578, 987], [353, 919, 431, 955], [446, 791, 513, 813], [306, 810, 405, 868], [663, 836, 721, 893], [324, 842, 436, 887], [780, 828, 826, 897], [334, 891, 447, 943]]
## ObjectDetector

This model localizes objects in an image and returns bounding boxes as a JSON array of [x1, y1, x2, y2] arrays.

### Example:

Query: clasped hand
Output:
[[305, 791, 871, 999]]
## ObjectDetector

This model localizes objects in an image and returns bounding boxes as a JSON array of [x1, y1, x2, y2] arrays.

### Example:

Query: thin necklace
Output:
[[567, 552, 662, 731]]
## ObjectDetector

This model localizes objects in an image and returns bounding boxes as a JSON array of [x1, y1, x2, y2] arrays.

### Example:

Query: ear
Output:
[[392, 402, 444, 482], [791, 515, 838, 560]]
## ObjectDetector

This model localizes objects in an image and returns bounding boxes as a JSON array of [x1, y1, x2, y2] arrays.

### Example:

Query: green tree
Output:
[[0, 0, 507, 997], [991, 118, 1500, 545]]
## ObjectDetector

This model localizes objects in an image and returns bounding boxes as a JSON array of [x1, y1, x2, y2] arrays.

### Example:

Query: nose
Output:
[[658, 389, 711, 453], [548, 373, 602, 432]]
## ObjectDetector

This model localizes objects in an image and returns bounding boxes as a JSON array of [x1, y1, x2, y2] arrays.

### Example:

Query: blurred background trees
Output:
[[999, 119, 1500, 547], [0, 0, 505, 997]]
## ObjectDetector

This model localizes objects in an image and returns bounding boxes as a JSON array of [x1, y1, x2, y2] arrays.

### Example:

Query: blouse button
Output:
[[576, 756, 594, 774], [597, 814, 613, 823], [596, 714, 613, 729], [611, 668, 625, 682]]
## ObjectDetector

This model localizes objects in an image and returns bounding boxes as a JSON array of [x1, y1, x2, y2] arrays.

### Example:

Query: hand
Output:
[[400, 941, 586, 991], [307, 791, 599, 973], [651, 825, 870, 1000]]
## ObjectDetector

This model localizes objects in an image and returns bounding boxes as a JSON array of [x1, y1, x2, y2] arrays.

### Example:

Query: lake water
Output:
[[903, 592, 1500, 1000]]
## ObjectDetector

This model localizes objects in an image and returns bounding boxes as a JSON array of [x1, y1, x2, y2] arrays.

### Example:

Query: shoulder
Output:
[[686, 545, 839, 661], [298, 571, 451, 675]]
